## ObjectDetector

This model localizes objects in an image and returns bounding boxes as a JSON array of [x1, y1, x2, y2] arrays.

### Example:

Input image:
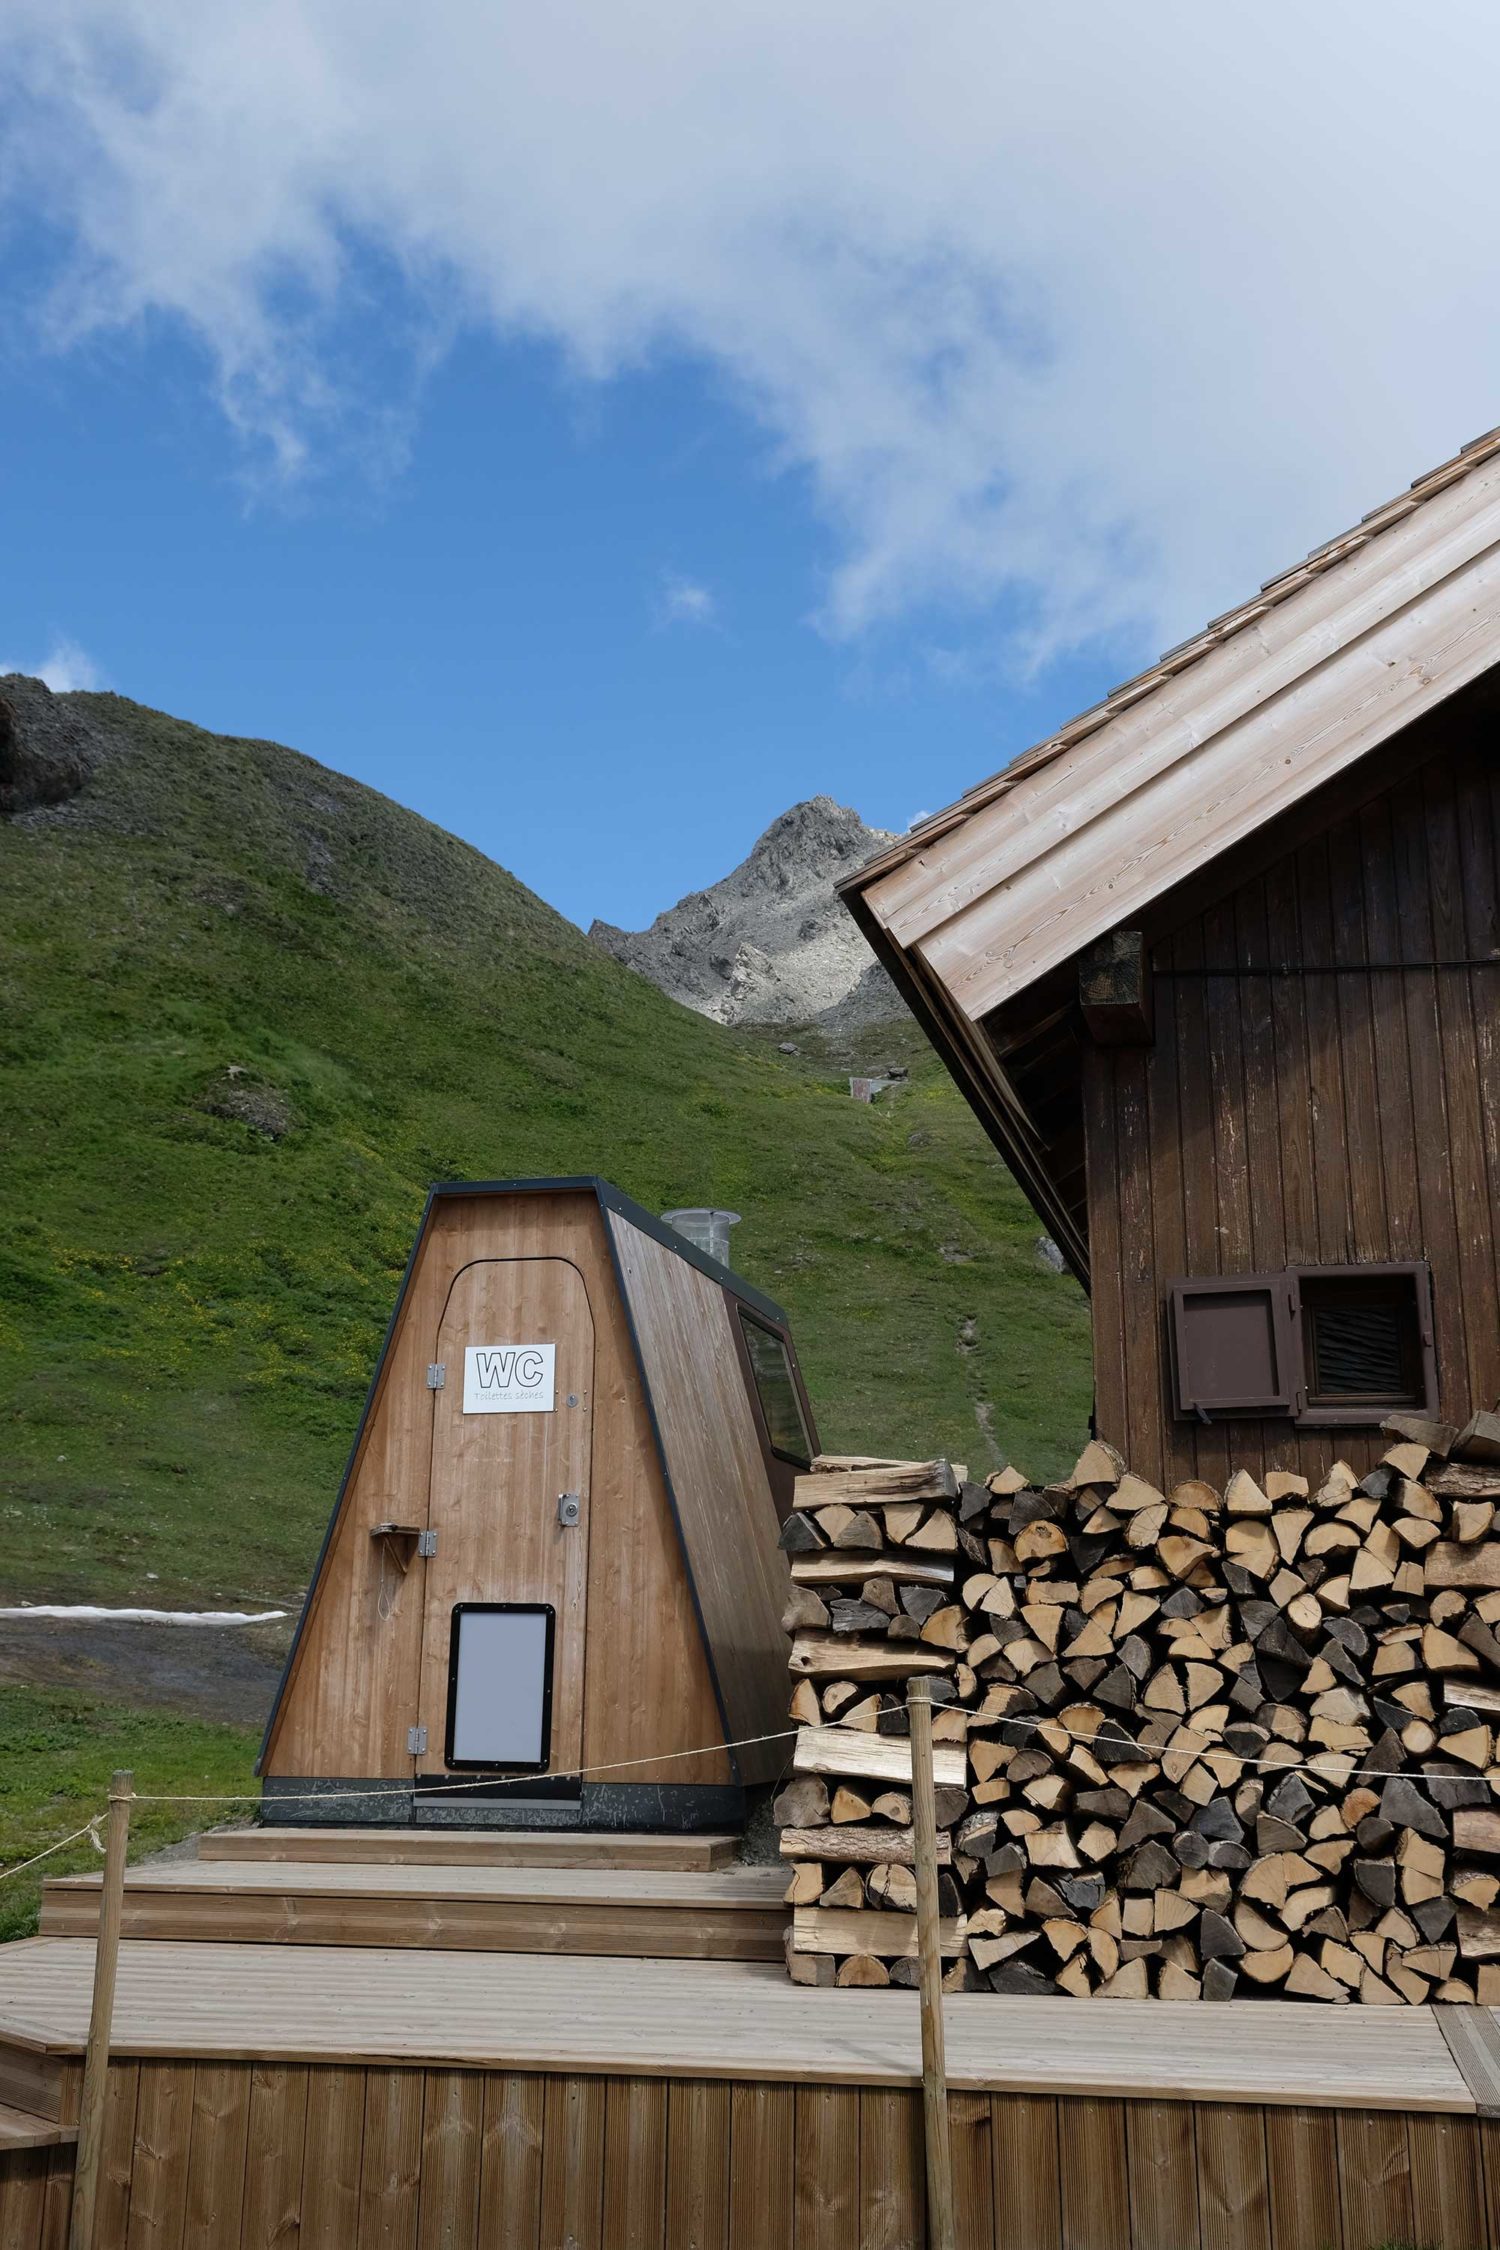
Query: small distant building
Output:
[[844, 428, 1500, 1488], [260, 1177, 817, 1828]]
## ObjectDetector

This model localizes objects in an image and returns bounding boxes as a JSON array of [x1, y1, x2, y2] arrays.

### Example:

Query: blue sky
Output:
[[4, 4, 1499, 932], [0, 310, 1117, 930]]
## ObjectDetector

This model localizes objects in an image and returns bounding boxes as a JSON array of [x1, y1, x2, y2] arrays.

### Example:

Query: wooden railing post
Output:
[[908, 1679, 956, 2250], [68, 1770, 132, 2250]]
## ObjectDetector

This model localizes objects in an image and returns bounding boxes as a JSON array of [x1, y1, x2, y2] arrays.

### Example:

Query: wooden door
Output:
[[416, 1258, 594, 1777]]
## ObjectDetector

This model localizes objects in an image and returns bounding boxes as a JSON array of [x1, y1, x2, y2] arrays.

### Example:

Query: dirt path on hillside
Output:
[[0, 1614, 294, 1728]]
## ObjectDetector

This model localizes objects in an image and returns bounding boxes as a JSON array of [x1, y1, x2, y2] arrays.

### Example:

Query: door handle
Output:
[[557, 1492, 582, 1527]]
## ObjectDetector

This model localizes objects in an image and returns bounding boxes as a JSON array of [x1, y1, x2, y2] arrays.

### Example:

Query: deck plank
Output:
[[200, 1827, 739, 1872], [0, 1941, 1477, 2113]]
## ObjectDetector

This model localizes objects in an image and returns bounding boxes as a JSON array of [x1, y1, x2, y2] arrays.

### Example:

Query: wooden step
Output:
[[41, 1860, 787, 1964], [200, 1824, 740, 1872], [0, 2101, 75, 2153], [0, 2041, 64, 2123]]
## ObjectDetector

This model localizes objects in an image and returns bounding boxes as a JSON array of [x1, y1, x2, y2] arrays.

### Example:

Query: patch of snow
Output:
[[0, 1605, 286, 1626]]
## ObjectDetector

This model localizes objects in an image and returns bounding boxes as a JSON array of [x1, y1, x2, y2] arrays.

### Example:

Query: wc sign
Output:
[[462, 1342, 556, 1415]]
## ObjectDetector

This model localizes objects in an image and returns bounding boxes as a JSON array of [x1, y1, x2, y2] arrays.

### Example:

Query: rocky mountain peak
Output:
[[589, 795, 903, 1030]]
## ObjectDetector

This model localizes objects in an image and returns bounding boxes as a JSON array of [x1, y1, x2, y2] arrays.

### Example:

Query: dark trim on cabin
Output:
[[837, 886, 1091, 1287], [260, 1775, 746, 1831], [258, 1174, 804, 1781]]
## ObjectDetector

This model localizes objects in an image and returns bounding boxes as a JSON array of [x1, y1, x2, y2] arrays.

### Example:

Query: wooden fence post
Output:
[[68, 1769, 132, 2250], [908, 1679, 956, 2250]]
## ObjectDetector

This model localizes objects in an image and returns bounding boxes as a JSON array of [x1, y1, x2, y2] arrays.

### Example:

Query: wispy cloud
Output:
[[656, 573, 717, 629], [2, 5, 1499, 672], [0, 637, 104, 693]]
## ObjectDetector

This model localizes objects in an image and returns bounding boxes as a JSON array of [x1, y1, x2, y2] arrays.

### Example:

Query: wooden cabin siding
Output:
[[608, 1214, 795, 1789], [264, 1192, 729, 1788], [4, 2058, 1493, 2250], [1084, 734, 1500, 1486]]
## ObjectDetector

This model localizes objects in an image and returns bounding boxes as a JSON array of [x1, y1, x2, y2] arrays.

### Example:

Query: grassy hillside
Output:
[[0, 684, 1092, 1613]]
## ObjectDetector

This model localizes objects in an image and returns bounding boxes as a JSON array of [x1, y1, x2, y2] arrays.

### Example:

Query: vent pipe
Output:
[[662, 1207, 742, 1267]]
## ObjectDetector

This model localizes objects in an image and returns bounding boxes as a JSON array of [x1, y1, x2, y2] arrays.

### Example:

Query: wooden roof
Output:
[[841, 428, 1500, 1277]]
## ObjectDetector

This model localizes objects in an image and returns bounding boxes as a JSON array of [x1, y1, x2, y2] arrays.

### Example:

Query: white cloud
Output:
[[0, 637, 105, 692], [657, 574, 717, 628], [4, 4, 1500, 669]]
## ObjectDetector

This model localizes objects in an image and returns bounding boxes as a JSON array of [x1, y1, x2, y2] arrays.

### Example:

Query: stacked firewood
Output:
[[776, 1456, 971, 1987], [775, 1418, 1500, 2002]]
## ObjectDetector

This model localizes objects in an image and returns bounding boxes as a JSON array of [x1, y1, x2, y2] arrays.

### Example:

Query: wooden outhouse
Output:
[[844, 427, 1500, 1489], [259, 1178, 816, 1829]]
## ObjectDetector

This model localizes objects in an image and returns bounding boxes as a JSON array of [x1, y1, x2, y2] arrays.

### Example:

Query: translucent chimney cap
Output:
[[662, 1207, 742, 1267]]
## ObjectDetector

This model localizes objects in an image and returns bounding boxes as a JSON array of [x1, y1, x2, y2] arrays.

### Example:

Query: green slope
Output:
[[0, 684, 1091, 1609]]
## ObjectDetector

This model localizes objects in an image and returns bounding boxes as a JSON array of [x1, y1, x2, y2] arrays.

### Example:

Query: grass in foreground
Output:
[[0, 1683, 258, 1942]]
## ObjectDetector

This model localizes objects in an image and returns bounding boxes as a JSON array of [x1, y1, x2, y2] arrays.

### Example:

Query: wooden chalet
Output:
[[844, 425, 1500, 1492], [261, 1177, 817, 1829]]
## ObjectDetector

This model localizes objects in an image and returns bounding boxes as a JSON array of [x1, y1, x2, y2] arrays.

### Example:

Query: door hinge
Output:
[[407, 1724, 428, 1756], [426, 1363, 446, 1390], [557, 1491, 582, 1527], [416, 1529, 437, 1557]]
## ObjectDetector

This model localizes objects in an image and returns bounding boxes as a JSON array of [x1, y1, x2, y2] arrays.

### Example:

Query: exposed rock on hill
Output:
[[589, 796, 903, 1029]]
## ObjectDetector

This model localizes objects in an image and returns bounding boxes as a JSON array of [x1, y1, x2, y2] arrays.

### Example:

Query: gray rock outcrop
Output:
[[589, 796, 903, 1030]]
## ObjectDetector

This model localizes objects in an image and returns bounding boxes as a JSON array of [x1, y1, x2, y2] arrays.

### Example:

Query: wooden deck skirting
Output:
[[4, 1942, 1500, 2245]]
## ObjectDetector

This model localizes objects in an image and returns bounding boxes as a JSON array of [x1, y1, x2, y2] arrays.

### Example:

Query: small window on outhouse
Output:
[[737, 1310, 813, 1467], [1168, 1262, 1435, 1425]]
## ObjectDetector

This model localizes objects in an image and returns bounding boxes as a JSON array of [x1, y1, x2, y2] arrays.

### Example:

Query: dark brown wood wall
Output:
[[1, 2058, 1490, 2250], [1084, 733, 1500, 1488]]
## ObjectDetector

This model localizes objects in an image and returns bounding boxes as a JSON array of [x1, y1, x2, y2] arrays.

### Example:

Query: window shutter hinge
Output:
[[417, 1529, 437, 1557], [426, 1363, 446, 1391], [407, 1724, 427, 1756]]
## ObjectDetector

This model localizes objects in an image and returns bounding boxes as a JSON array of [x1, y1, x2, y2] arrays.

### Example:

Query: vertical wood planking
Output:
[[1169, 917, 1229, 1488], [727, 2083, 793, 2250], [1193, 2102, 1269, 2250], [1333, 2110, 1413, 2250], [1125, 2100, 1199, 2250], [1324, 810, 1385, 1263], [1423, 759, 1500, 1407], [1056, 2098, 1129, 2250], [664, 2080, 729, 2250], [300, 2065, 367, 2250], [0, 2152, 49, 2250], [478, 2074, 544, 2250], [416, 2069, 483, 2250], [948, 2091, 994, 2250], [1144, 944, 1192, 1485], [538, 2075, 604, 2250], [98, 2060, 142, 2250], [1355, 794, 1422, 1263], [1264, 2104, 1342, 2250], [1115, 1046, 1163, 1488], [39, 2065, 81, 2250], [1407, 2110, 1484, 2250], [239, 2064, 309, 2250], [124, 2062, 192, 2250], [1202, 899, 1260, 1486], [358, 2067, 425, 2250], [182, 2063, 251, 2250], [857, 2086, 923, 2250], [793, 2086, 860, 2250], [992, 2093, 1061, 2250], [1080, 1046, 1129, 1460], [603, 2077, 667, 2250]]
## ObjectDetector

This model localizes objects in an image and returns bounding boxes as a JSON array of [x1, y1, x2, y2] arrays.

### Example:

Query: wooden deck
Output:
[[41, 1860, 787, 1962], [3, 1940, 1500, 2246], [0, 1938, 1483, 2105]]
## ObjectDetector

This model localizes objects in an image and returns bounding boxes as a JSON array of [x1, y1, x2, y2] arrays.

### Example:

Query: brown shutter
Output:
[[1168, 1273, 1297, 1420]]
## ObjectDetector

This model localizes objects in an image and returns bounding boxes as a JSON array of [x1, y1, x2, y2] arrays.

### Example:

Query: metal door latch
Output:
[[557, 1492, 581, 1527]]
